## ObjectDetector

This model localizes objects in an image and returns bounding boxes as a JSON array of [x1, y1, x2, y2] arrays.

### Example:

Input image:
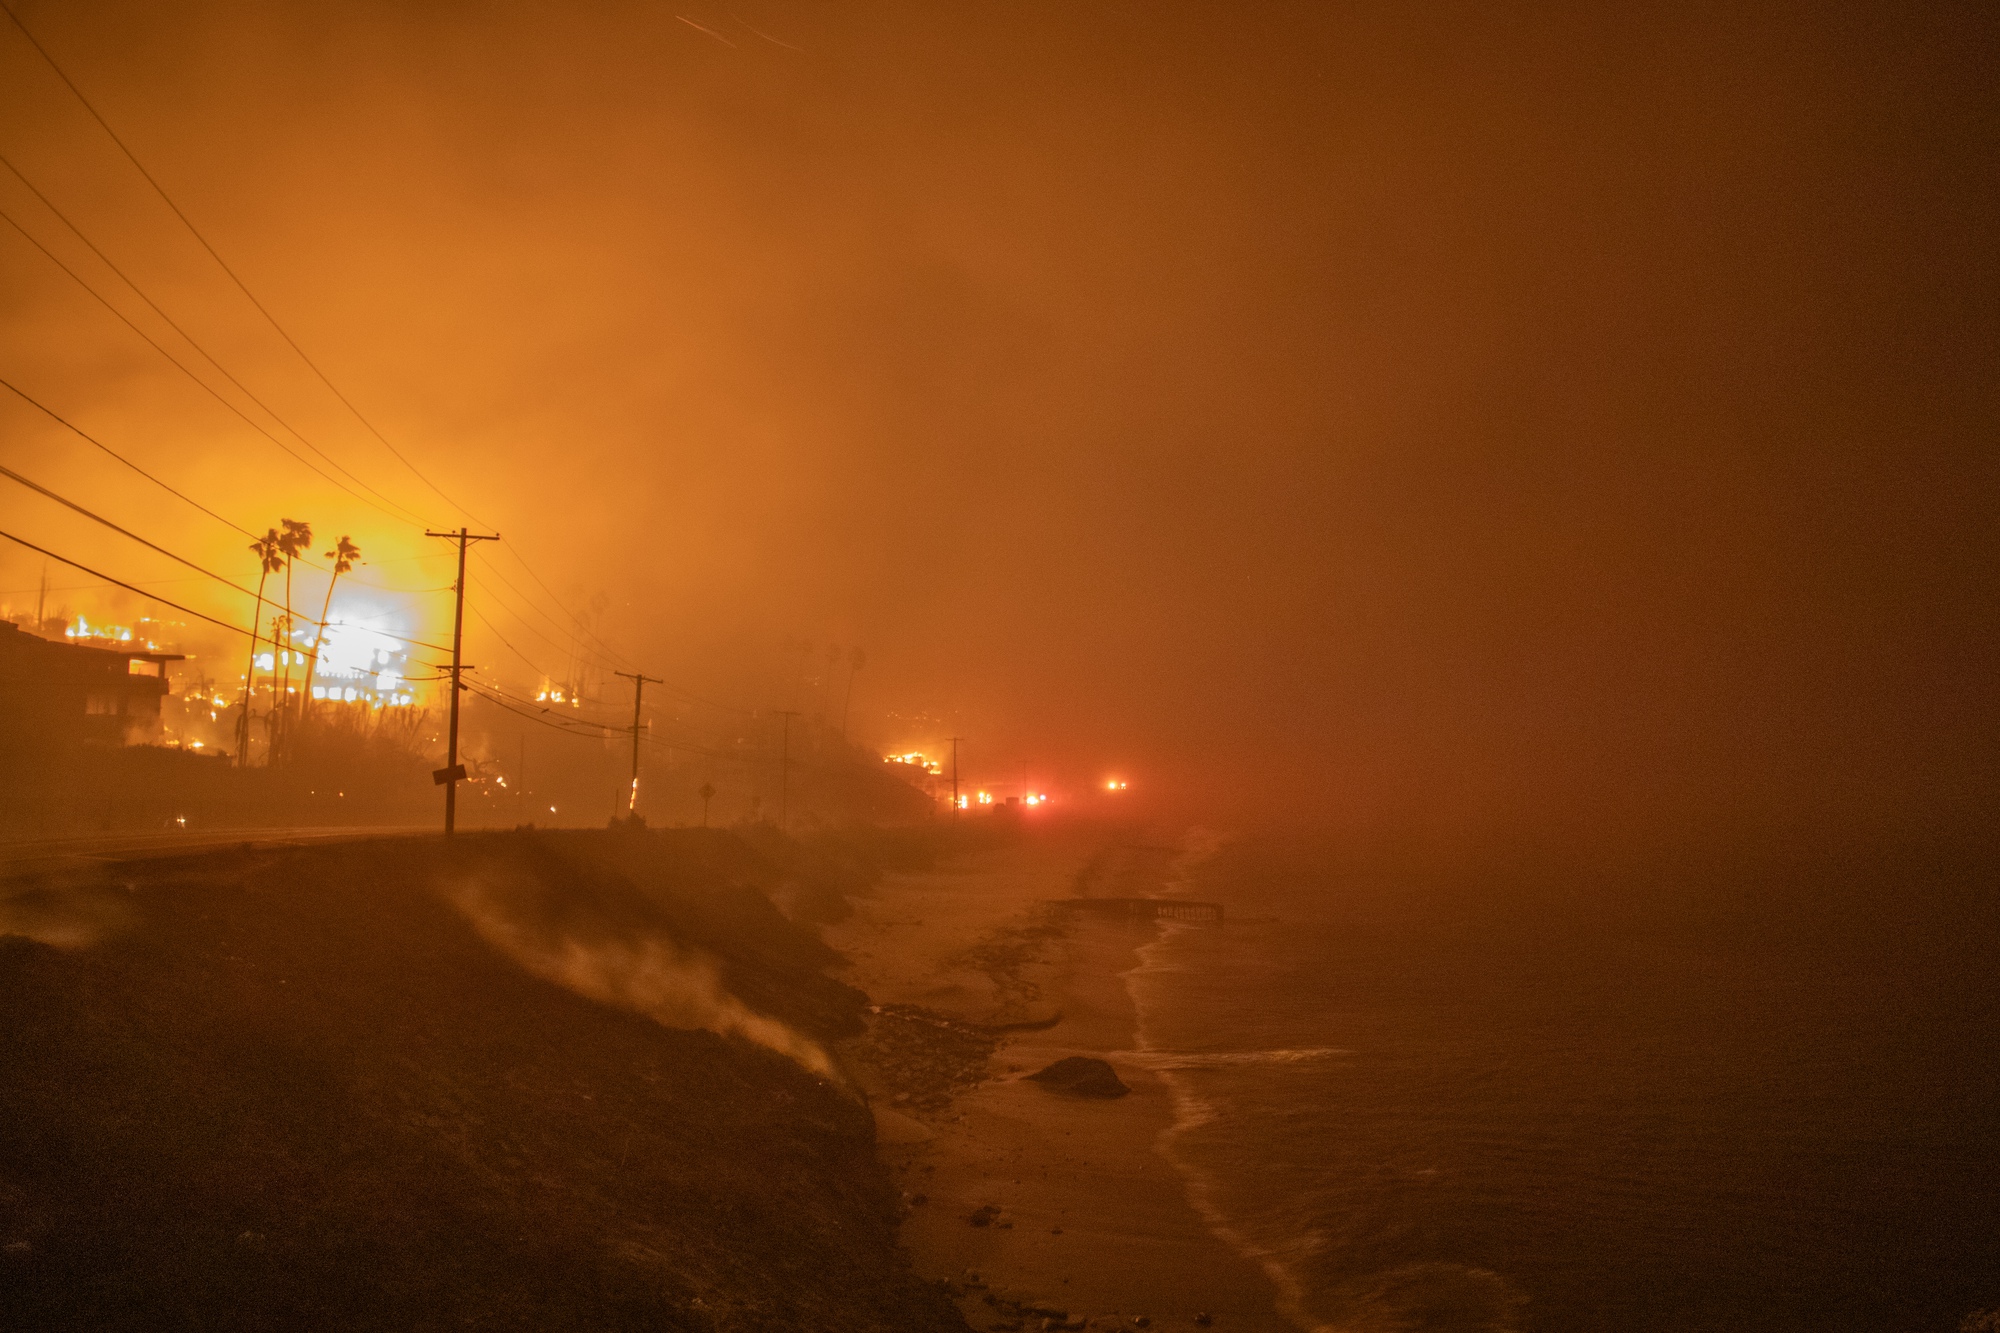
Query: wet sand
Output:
[[825, 829, 1291, 1332]]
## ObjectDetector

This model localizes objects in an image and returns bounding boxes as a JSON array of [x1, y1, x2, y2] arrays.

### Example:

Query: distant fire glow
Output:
[[305, 617, 413, 707], [66, 615, 133, 643], [1105, 780, 1128, 791], [885, 751, 942, 774]]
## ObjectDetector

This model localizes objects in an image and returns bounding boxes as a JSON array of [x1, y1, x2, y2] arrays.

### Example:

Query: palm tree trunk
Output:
[[238, 569, 270, 768], [276, 560, 295, 762], [302, 565, 343, 715]]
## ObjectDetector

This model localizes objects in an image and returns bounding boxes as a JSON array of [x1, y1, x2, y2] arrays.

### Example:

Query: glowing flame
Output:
[[65, 615, 133, 643]]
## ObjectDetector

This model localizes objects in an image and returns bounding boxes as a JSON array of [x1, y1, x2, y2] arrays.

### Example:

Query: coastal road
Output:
[[0, 826, 437, 878]]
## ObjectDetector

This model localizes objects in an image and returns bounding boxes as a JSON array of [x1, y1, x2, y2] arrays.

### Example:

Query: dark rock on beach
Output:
[[1025, 1056, 1129, 1098]]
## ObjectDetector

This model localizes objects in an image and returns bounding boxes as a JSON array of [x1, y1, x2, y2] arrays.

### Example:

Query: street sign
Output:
[[432, 763, 468, 786]]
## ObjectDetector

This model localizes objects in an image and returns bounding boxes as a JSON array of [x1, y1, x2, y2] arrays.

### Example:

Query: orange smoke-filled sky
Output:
[[0, 0, 1993, 846]]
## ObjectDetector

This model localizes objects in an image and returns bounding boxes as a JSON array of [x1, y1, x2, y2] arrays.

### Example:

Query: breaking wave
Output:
[[1119, 1047, 1350, 1071]]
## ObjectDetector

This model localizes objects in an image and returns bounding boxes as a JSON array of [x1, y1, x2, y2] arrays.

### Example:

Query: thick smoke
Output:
[[443, 867, 836, 1079]]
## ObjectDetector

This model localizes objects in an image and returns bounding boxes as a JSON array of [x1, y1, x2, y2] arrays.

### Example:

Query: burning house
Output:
[[0, 620, 183, 750]]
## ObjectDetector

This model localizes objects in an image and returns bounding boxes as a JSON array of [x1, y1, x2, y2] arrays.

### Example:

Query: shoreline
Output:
[[826, 832, 1291, 1332]]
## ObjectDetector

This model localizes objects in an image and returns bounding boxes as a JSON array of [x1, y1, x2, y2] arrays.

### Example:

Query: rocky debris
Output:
[[971, 1290, 1092, 1329], [961, 1201, 1015, 1228], [1025, 1056, 1129, 1098], [849, 1004, 1001, 1113], [942, 905, 1069, 1017]]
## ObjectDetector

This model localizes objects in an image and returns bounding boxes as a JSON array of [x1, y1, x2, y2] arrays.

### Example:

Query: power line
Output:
[[463, 573, 753, 718], [0, 203, 424, 527], [0, 2, 691, 689], [497, 546, 633, 662], [0, 525, 276, 648], [461, 678, 622, 739], [460, 601, 638, 727], [0, 459, 259, 598], [0, 0, 474, 524], [0, 575, 216, 596], [468, 569, 621, 674], [0, 153, 432, 526], [463, 599, 557, 683], [0, 367, 442, 597], [0, 372, 251, 537], [0, 452, 463, 655], [463, 676, 745, 761], [0, 1, 723, 723]]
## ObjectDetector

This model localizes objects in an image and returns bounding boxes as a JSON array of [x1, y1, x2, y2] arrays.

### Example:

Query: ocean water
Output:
[[1123, 834, 2000, 1333]]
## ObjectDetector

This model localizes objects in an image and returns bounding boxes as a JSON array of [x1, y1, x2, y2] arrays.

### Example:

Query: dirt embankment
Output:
[[0, 827, 971, 1332]]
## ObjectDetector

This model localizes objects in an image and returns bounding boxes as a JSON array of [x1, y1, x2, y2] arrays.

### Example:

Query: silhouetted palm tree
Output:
[[238, 529, 285, 766], [274, 519, 312, 753], [303, 535, 360, 713]]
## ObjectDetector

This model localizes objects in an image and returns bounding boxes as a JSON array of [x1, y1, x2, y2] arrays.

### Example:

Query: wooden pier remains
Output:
[[1058, 897, 1224, 924]]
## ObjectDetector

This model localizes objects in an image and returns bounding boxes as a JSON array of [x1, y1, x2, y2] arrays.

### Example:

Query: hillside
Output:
[[0, 828, 969, 1332]]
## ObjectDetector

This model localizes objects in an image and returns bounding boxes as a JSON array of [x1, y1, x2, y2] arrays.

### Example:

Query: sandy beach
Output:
[[825, 826, 1291, 1333]]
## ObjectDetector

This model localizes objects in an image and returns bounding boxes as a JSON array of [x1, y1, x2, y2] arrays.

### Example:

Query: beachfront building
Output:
[[0, 620, 183, 749]]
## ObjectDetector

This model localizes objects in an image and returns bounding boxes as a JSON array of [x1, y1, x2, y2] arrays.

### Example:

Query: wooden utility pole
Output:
[[699, 781, 715, 828], [426, 527, 499, 835], [775, 710, 800, 829], [947, 736, 961, 815], [614, 670, 661, 818]]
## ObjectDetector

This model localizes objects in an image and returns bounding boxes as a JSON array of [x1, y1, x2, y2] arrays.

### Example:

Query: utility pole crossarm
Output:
[[613, 670, 663, 818], [426, 527, 500, 836]]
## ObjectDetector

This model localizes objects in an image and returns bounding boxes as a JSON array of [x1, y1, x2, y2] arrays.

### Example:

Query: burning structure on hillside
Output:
[[0, 620, 183, 749]]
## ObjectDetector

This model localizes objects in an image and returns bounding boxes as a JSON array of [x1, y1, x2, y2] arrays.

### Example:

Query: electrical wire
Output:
[[0, 154, 432, 526], [465, 568, 753, 717], [0, 0, 473, 523], [0, 525, 276, 647], [0, 204, 425, 527], [0, 372, 252, 537], [0, 0, 724, 716], [465, 676, 758, 762], [0, 459, 262, 597], [0, 460, 465, 655]]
